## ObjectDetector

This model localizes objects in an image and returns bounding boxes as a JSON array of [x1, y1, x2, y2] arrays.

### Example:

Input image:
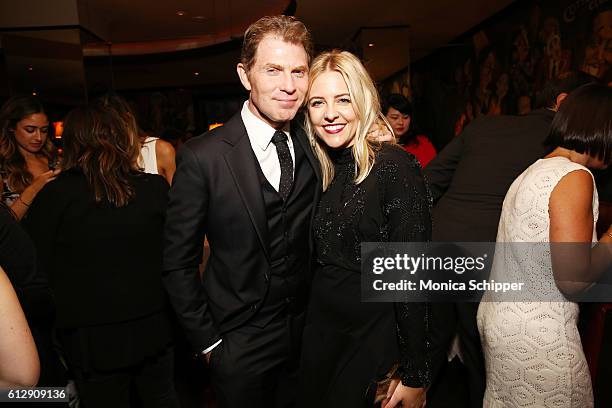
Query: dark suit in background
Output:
[[423, 109, 554, 408], [162, 112, 320, 408]]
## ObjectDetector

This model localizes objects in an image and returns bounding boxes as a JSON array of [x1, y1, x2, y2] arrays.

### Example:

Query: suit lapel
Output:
[[223, 114, 270, 261], [291, 122, 321, 182]]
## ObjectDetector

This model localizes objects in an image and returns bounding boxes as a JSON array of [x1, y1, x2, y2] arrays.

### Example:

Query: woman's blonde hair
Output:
[[304, 50, 392, 190]]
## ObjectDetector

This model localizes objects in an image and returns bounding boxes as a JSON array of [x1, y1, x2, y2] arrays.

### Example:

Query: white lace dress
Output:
[[477, 157, 595, 407]]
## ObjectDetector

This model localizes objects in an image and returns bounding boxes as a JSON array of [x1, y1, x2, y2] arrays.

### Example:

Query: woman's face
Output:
[[13, 113, 49, 155], [307, 70, 357, 149], [385, 107, 411, 139]]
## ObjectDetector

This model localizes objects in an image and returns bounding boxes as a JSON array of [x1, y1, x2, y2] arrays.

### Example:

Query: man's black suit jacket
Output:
[[422, 109, 555, 408], [163, 112, 321, 353], [425, 108, 555, 242]]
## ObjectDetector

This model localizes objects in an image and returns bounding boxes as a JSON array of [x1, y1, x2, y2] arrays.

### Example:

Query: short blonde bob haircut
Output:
[[304, 50, 392, 190]]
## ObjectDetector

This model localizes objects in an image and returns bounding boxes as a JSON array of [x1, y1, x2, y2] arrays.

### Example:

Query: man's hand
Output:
[[368, 120, 394, 143], [204, 351, 212, 364]]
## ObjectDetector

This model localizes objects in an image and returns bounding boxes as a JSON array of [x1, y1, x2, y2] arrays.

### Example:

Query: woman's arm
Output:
[[549, 169, 612, 296], [6, 169, 60, 220], [155, 139, 176, 185], [0, 266, 39, 387], [380, 150, 431, 407]]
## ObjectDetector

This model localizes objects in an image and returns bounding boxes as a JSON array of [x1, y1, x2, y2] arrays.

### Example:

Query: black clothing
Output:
[[0, 206, 65, 387], [25, 169, 171, 331], [271, 130, 294, 201], [72, 346, 178, 408], [425, 109, 554, 242], [24, 169, 176, 406], [423, 109, 555, 408], [163, 113, 320, 353], [299, 144, 431, 407], [0, 206, 53, 325], [209, 287, 304, 408], [163, 112, 321, 408], [0, 207, 38, 292]]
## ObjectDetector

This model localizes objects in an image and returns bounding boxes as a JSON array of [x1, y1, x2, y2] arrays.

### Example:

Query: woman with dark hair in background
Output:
[[0, 95, 59, 219], [97, 93, 176, 184], [477, 84, 612, 407], [23, 102, 179, 408], [383, 93, 436, 167]]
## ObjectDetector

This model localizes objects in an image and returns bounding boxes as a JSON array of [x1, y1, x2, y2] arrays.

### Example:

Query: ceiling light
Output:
[[176, 10, 186, 16], [27, 66, 33, 71], [192, 16, 207, 22], [32, 91, 37, 96], [368, 43, 375, 47], [194, 72, 200, 76]]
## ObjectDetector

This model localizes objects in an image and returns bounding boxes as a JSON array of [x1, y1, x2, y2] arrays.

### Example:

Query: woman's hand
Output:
[[21, 169, 60, 203], [382, 379, 426, 408], [11, 169, 60, 220]]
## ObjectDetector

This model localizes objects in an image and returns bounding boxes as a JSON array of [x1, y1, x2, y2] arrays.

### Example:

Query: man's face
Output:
[[237, 35, 309, 129]]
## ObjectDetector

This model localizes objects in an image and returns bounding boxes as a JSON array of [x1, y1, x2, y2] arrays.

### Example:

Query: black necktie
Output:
[[271, 130, 293, 201]]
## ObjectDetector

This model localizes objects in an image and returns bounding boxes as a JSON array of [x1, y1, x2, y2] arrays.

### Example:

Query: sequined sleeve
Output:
[[377, 147, 432, 388]]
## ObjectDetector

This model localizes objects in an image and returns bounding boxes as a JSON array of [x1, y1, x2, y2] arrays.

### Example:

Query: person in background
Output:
[[98, 94, 176, 184], [24, 102, 179, 408], [299, 50, 430, 408], [140, 133, 176, 184], [478, 83, 612, 408], [0, 96, 59, 219], [423, 71, 599, 408], [0, 265, 39, 388], [0, 201, 65, 388], [383, 93, 436, 167]]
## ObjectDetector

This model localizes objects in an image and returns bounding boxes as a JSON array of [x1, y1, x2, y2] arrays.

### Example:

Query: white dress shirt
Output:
[[241, 100, 295, 191], [202, 101, 295, 356]]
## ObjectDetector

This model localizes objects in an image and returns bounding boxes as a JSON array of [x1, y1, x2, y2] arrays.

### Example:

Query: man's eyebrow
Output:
[[292, 65, 308, 71], [263, 63, 282, 70]]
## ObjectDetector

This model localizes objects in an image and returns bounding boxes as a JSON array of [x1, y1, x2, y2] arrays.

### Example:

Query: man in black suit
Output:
[[162, 16, 319, 408], [423, 71, 598, 408]]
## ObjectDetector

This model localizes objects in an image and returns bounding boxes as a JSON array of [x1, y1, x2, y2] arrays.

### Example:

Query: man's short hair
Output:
[[241, 15, 313, 72], [537, 71, 600, 109]]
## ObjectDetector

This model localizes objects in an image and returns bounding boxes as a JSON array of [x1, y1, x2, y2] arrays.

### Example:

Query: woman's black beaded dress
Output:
[[299, 143, 431, 407]]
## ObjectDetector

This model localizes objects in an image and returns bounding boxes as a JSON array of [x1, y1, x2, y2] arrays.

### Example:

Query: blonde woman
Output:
[[298, 50, 430, 408]]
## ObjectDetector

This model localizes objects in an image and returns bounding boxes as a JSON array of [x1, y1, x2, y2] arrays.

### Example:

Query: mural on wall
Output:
[[390, 0, 612, 148]]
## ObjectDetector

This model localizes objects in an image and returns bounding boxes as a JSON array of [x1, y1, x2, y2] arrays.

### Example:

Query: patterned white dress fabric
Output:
[[477, 157, 595, 407]]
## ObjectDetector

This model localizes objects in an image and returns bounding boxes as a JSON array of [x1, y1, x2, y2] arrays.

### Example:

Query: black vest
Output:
[[254, 133, 316, 281]]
